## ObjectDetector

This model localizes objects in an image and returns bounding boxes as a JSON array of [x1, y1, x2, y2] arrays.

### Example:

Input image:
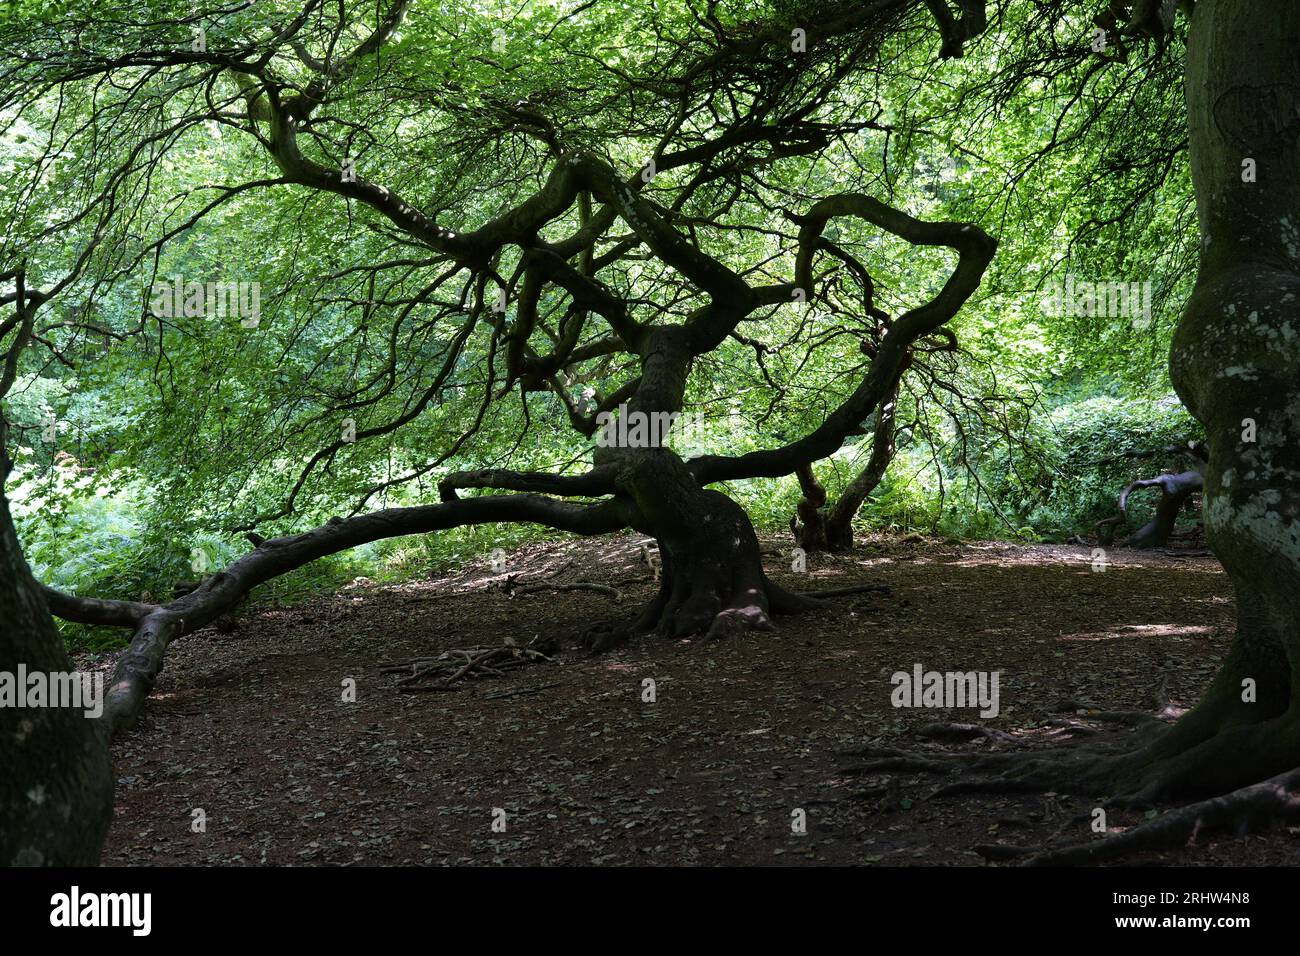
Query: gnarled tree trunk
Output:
[[586, 327, 813, 648]]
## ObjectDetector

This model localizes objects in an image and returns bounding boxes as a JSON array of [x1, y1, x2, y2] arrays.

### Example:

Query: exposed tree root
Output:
[[579, 569, 850, 653], [838, 745, 963, 776], [579, 584, 780, 652], [1022, 766, 1300, 866], [843, 692, 1300, 864]]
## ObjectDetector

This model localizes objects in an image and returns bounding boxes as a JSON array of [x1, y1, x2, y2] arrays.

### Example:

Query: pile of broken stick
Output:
[[381, 635, 560, 696]]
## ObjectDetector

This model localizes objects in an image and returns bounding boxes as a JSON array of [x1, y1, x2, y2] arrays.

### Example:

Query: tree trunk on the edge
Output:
[[0, 488, 113, 865], [1139, 0, 1300, 795]]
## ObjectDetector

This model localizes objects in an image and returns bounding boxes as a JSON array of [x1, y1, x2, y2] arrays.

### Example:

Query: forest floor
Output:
[[88, 533, 1300, 866]]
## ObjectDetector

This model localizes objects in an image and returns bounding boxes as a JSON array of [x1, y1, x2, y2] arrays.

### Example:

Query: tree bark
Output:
[[0, 489, 113, 865], [792, 463, 831, 552]]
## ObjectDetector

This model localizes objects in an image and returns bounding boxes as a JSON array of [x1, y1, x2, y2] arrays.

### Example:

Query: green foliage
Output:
[[1026, 394, 1201, 539]]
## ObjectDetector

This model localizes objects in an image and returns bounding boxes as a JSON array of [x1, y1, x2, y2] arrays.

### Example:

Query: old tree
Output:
[[2, 0, 1299, 864]]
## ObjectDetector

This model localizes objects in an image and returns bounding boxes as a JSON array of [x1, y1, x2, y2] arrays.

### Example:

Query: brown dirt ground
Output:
[[87, 533, 1300, 866]]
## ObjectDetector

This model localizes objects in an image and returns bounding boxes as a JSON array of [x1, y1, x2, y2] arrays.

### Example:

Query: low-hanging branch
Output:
[[48, 494, 630, 740]]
